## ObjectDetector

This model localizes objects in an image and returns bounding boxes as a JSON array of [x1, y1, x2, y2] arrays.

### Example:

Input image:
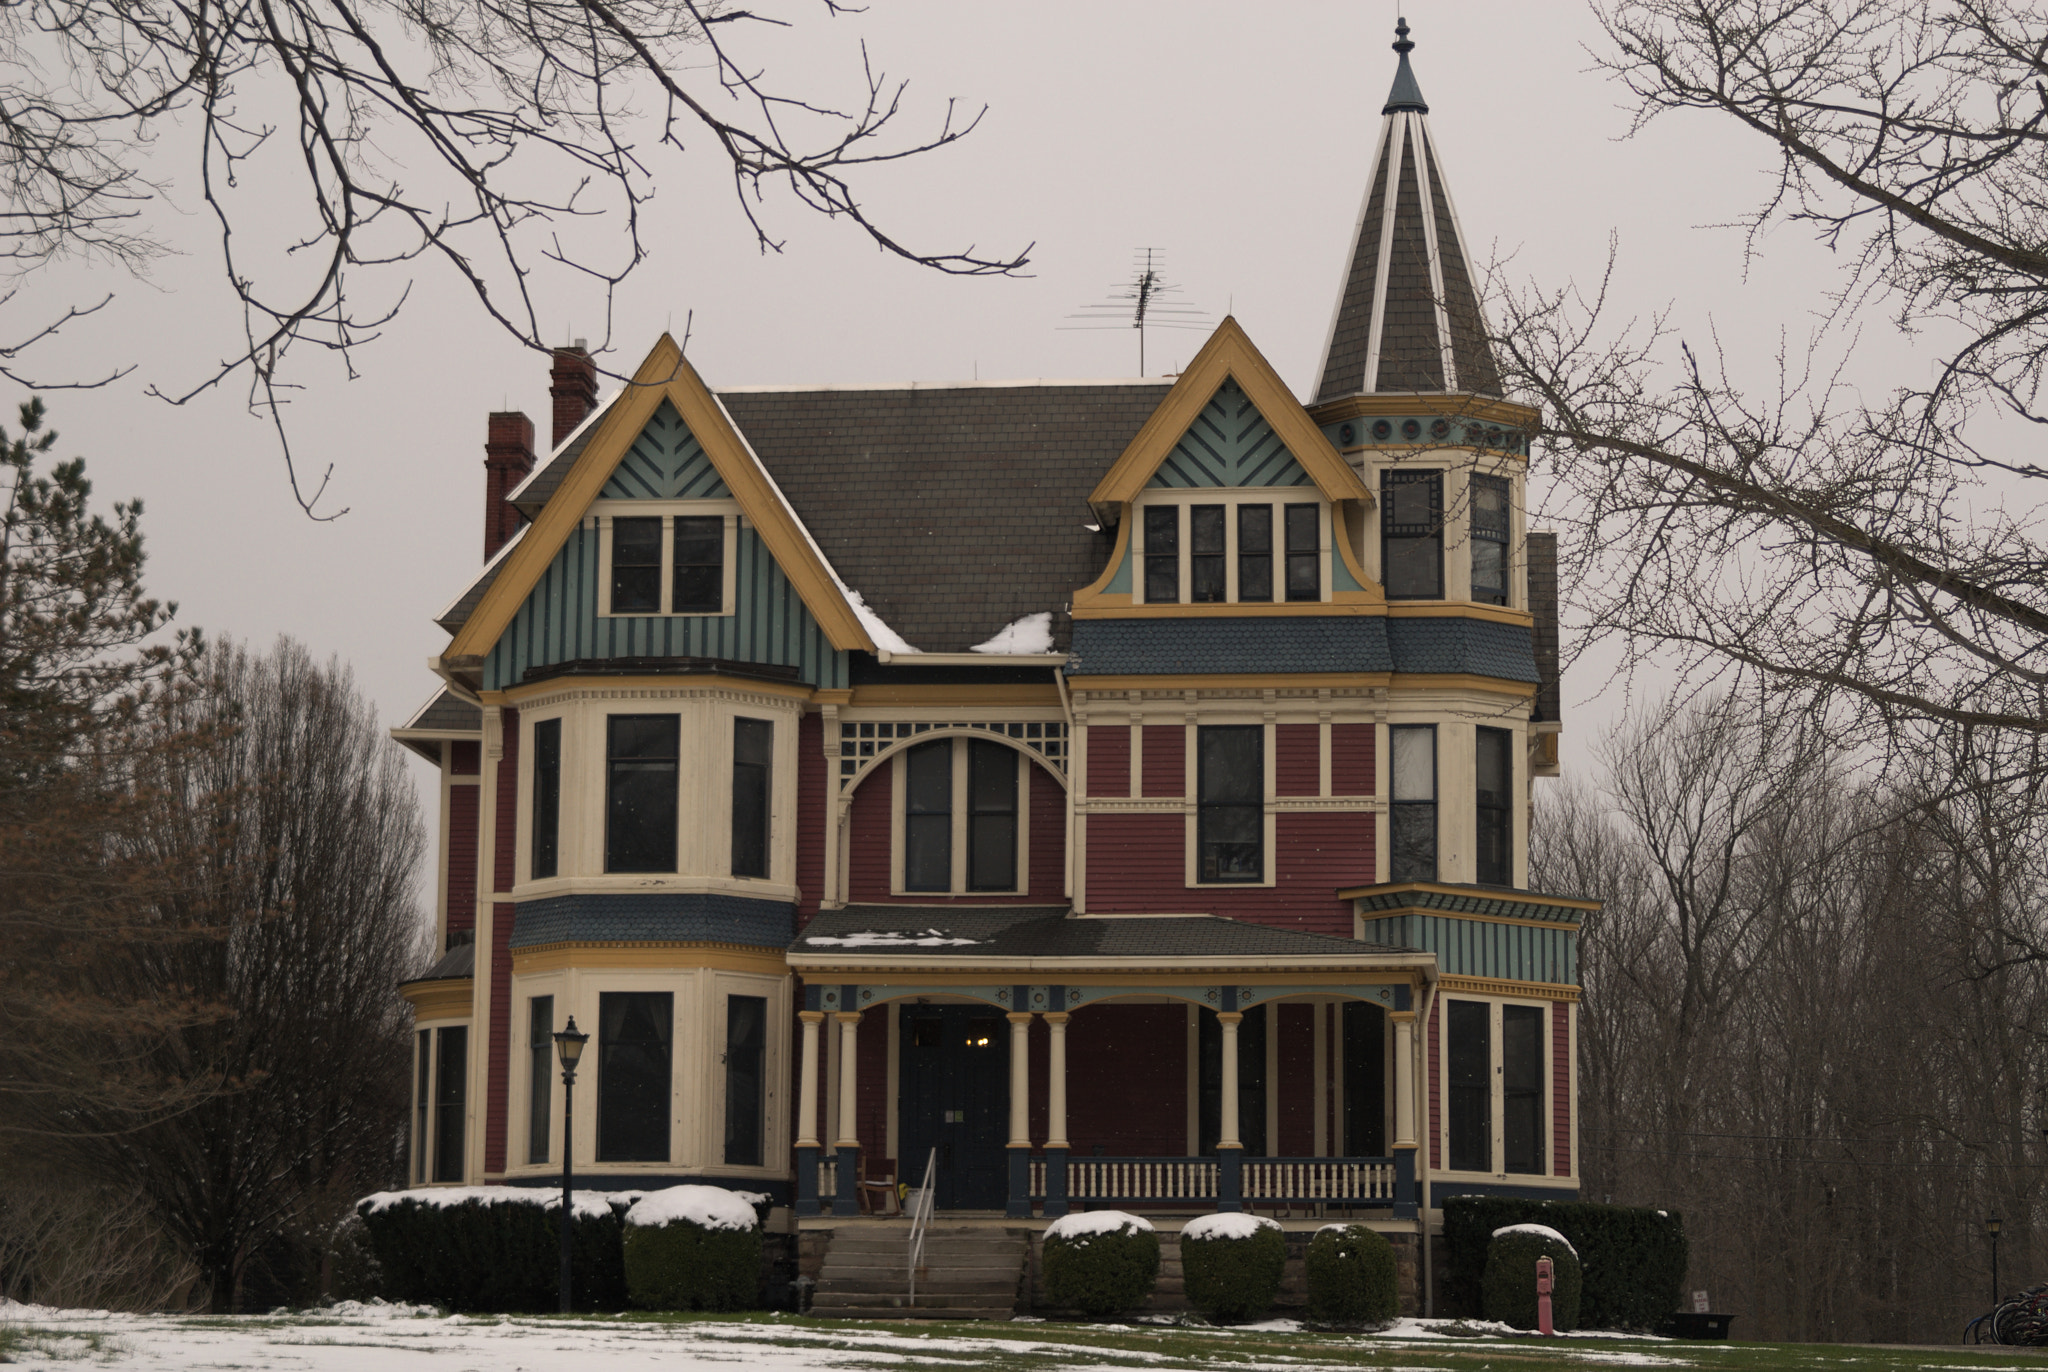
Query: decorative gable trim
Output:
[[1144, 378, 1313, 489], [447, 335, 877, 663], [598, 399, 731, 500]]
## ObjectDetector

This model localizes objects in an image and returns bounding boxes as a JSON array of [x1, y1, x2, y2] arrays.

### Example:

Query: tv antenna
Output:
[[1061, 248, 1211, 376]]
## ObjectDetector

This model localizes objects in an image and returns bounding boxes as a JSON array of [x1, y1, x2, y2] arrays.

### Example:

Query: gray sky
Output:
[[11, 0, 1864, 811]]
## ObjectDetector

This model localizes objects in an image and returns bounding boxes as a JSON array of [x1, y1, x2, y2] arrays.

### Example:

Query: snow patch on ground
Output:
[[624, 1184, 761, 1231], [1181, 1213, 1281, 1241], [802, 929, 979, 948], [1493, 1222, 1578, 1256], [844, 588, 919, 655], [1045, 1209, 1153, 1240], [968, 612, 1054, 655]]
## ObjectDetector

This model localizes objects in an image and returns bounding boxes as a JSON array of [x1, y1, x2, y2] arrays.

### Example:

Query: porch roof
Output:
[[789, 905, 1423, 973]]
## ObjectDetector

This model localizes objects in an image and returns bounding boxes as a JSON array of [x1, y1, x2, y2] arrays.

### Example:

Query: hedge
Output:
[[355, 1188, 627, 1312], [1040, 1212, 1160, 1316], [1305, 1224, 1398, 1326], [1180, 1214, 1287, 1324], [1441, 1196, 1686, 1331], [622, 1187, 762, 1311], [1482, 1227, 1581, 1332]]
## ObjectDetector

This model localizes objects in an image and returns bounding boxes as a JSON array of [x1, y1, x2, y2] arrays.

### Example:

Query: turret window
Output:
[[1389, 724, 1436, 881], [1476, 726, 1512, 886], [1381, 470, 1443, 599], [1472, 474, 1510, 606]]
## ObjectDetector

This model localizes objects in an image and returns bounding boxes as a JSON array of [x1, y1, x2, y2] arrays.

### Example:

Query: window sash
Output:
[[610, 517, 663, 613], [731, 717, 772, 879], [597, 992, 673, 1163], [1390, 724, 1437, 883], [1446, 1001, 1490, 1173], [432, 1026, 468, 1183], [1284, 503, 1321, 601], [724, 995, 767, 1167], [1381, 470, 1443, 599], [1237, 505, 1273, 602], [1472, 475, 1510, 606], [531, 718, 561, 880], [903, 739, 952, 891], [1198, 725, 1263, 882], [413, 1030, 431, 1185], [966, 740, 1018, 891], [1476, 726, 1512, 886], [1144, 506, 1179, 603], [527, 996, 553, 1165], [1190, 505, 1226, 603], [1503, 1004, 1545, 1174], [605, 715, 679, 874], [672, 516, 724, 614]]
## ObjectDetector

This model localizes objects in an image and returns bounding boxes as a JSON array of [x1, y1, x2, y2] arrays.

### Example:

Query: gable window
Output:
[[1144, 506, 1179, 603], [600, 510, 735, 616], [1381, 470, 1443, 598], [606, 714, 679, 873], [1190, 505, 1226, 602], [1446, 999, 1490, 1172], [731, 717, 772, 879], [898, 737, 1027, 894], [1198, 725, 1263, 882], [530, 717, 561, 880], [1472, 474, 1510, 606], [527, 995, 553, 1165], [597, 991, 673, 1163], [1475, 726, 1512, 886], [1237, 506, 1273, 601], [724, 994, 767, 1167], [1285, 502, 1321, 601], [1138, 499, 1326, 604], [1389, 724, 1436, 882]]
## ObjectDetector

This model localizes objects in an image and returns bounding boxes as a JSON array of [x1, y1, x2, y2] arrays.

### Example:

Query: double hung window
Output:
[[1285, 503, 1321, 600], [1445, 999, 1547, 1175], [606, 715, 679, 873], [1389, 725, 1437, 882], [1237, 506, 1273, 601], [1471, 474, 1510, 605], [432, 1025, 468, 1183], [1144, 506, 1179, 604], [1503, 1004, 1546, 1174], [597, 991, 672, 1163], [413, 1032, 430, 1184], [1190, 505, 1226, 602], [1198, 725, 1263, 882], [1381, 470, 1443, 598], [902, 738, 1023, 893], [723, 995, 767, 1167], [603, 512, 731, 616], [530, 718, 561, 880], [1475, 726, 1512, 886], [527, 996, 553, 1165], [1138, 501, 1323, 604], [904, 740, 953, 891], [1446, 1000, 1490, 1172], [731, 718, 772, 879], [672, 517, 723, 613]]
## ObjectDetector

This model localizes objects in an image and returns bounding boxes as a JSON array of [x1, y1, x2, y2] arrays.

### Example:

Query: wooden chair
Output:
[[856, 1153, 900, 1216]]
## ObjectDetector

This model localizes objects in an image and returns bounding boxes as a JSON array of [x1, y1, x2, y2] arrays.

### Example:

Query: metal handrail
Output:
[[906, 1147, 937, 1305]]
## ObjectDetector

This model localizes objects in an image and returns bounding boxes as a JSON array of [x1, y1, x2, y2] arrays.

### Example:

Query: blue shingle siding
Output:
[[1358, 912, 1576, 984], [1068, 617, 1394, 676], [1384, 617, 1538, 683], [598, 400, 731, 500], [1145, 380, 1313, 489], [510, 893, 796, 950]]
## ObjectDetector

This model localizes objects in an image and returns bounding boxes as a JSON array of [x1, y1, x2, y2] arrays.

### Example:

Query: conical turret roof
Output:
[[1315, 19, 1501, 403]]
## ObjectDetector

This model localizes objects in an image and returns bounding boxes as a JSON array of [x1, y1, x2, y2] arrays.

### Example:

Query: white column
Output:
[[1312, 1002, 1328, 1157], [1045, 1013, 1070, 1150], [1007, 1013, 1034, 1147], [796, 1011, 824, 1149], [1218, 1011, 1243, 1150], [1393, 1011, 1417, 1150], [833, 1012, 862, 1149]]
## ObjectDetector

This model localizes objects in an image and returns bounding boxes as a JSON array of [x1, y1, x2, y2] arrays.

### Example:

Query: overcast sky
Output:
[[13, 0, 1874, 815]]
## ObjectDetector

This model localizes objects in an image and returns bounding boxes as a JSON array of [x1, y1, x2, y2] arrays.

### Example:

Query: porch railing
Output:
[[1027, 1156, 1395, 1206]]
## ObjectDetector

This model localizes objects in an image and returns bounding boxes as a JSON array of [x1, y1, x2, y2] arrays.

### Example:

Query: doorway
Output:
[[898, 1005, 1010, 1209]]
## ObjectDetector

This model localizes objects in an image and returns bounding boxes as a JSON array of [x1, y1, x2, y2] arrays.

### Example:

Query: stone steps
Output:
[[812, 1227, 1028, 1321]]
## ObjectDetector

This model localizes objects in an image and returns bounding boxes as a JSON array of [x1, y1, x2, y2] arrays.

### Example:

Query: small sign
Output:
[[944, 1109, 964, 1123], [1692, 1291, 1710, 1314]]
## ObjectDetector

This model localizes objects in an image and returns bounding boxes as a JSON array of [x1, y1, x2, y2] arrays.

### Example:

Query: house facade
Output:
[[392, 23, 1591, 1253]]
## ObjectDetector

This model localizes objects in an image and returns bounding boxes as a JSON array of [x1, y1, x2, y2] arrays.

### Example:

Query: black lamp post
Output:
[[553, 1016, 589, 1315], [1988, 1216, 2004, 1307]]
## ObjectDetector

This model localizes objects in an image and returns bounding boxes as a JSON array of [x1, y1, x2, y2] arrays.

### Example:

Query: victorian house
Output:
[[393, 22, 1590, 1266]]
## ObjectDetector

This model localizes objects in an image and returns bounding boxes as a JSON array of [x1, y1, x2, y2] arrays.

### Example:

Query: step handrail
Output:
[[906, 1146, 937, 1305]]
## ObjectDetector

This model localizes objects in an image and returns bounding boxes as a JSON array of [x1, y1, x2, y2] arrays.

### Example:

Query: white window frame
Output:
[[595, 499, 742, 617], [1437, 995, 1554, 1180], [1134, 492, 1333, 606], [889, 737, 1032, 896]]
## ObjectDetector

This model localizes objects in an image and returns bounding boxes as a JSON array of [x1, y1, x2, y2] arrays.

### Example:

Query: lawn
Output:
[[0, 1302, 2033, 1371]]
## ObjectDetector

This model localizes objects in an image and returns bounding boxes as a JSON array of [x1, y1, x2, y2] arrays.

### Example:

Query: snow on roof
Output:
[[1492, 1222, 1576, 1257], [969, 612, 1054, 655], [1044, 1210, 1153, 1241], [843, 588, 919, 655], [1182, 1212, 1282, 1242], [801, 929, 980, 948], [624, 1184, 763, 1231]]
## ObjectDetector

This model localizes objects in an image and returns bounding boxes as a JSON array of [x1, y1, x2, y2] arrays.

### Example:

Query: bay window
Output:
[[530, 717, 560, 880], [605, 715, 679, 873], [724, 995, 767, 1167], [527, 995, 553, 1164], [1472, 474, 1510, 605], [1389, 724, 1437, 882], [1476, 726, 1512, 886], [1445, 998, 1548, 1176], [730, 717, 772, 879], [1140, 499, 1324, 604], [432, 1025, 468, 1183], [1198, 725, 1263, 882], [597, 991, 672, 1162]]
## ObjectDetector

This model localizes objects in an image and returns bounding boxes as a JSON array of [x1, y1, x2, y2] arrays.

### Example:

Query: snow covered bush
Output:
[[1179, 1212, 1286, 1324], [1039, 1211, 1159, 1316], [622, 1186, 762, 1311], [1305, 1222, 1397, 1325], [354, 1188, 628, 1312], [1481, 1224, 1581, 1331]]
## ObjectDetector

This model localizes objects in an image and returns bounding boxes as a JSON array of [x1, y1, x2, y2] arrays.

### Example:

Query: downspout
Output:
[[1054, 653, 1077, 910], [1416, 967, 1440, 1315]]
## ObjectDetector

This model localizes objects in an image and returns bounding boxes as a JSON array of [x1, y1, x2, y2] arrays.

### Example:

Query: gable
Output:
[[599, 400, 731, 500], [1145, 380, 1313, 489]]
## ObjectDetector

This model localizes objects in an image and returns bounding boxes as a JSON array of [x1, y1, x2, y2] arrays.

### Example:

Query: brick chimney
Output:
[[549, 340, 599, 450], [483, 411, 535, 562]]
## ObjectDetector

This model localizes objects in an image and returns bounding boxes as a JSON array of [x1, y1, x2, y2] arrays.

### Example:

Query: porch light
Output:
[[555, 1018, 589, 1070]]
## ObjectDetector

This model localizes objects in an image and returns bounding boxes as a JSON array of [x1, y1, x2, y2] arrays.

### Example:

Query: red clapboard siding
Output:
[[1026, 764, 1067, 902], [846, 769, 892, 901], [484, 902, 513, 1174], [847, 755, 1065, 904], [1066, 1004, 1187, 1155], [1142, 725, 1185, 797], [451, 741, 481, 776], [796, 714, 824, 928], [1428, 999, 1442, 1170], [1087, 725, 1130, 798], [1276, 1004, 1316, 1155], [1088, 812, 1371, 937], [1553, 1001, 1572, 1176], [1332, 723, 1373, 794], [1276, 724, 1320, 796], [856, 1009, 887, 1161], [446, 783, 479, 937], [493, 709, 519, 894]]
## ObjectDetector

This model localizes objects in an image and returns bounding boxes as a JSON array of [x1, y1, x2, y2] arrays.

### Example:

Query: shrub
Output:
[[622, 1186, 763, 1311], [1305, 1223, 1398, 1325], [1040, 1211, 1159, 1316], [354, 1187, 628, 1312], [1481, 1226, 1581, 1332], [1441, 1196, 1686, 1330], [1179, 1213, 1287, 1324]]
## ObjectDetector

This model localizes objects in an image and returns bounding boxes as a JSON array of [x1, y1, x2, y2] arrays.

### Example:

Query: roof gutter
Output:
[[428, 654, 486, 706], [874, 652, 1071, 667], [785, 951, 1438, 974]]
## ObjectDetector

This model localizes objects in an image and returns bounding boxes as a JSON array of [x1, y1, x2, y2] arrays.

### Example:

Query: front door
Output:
[[899, 1005, 1009, 1210]]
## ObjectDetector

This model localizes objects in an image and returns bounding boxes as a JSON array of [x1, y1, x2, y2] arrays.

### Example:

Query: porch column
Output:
[[1043, 1012, 1071, 1218], [833, 1011, 862, 1217], [1391, 1009, 1418, 1219], [795, 1010, 825, 1217], [1006, 1012, 1034, 1219], [1217, 1011, 1244, 1212]]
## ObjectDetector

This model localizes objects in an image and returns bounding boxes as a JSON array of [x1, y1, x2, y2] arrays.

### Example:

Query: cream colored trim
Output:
[[1337, 880, 1599, 913], [784, 955, 1438, 977], [876, 652, 1068, 667], [1363, 113, 1407, 393], [1309, 392, 1541, 428], [1436, 975, 1580, 1002], [511, 942, 790, 974], [593, 503, 742, 620], [401, 979, 475, 1021]]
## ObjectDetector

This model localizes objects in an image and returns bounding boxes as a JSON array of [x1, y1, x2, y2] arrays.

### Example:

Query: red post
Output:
[[1536, 1255, 1555, 1336]]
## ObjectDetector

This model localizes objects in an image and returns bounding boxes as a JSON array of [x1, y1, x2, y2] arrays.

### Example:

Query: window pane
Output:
[[1381, 472, 1443, 599], [1199, 726, 1261, 804], [1390, 804, 1437, 883], [528, 996, 553, 1165], [1284, 504, 1320, 600], [611, 517, 662, 613], [1383, 535, 1443, 598], [1476, 727, 1511, 886], [906, 739, 951, 814], [1472, 539, 1507, 605], [1473, 475, 1510, 534], [905, 739, 952, 891], [598, 992, 673, 1162], [1144, 506, 1179, 603], [1503, 1004, 1544, 1175], [433, 1026, 468, 1183], [673, 516, 723, 613], [724, 995, 767, 1167], [1391, 726, 1435, 801], [968, 741, 1017, 890], [414, 1030, 431, 1185], [1237, 505, 1273, 602], [531, 718, 561, 880], [1199, 726, 1263, 881], [1472, 475, 1509, 605], [606, 715, 679, 873], [731, 717, 772, 879], [1190, 505, 1225, 603], [1340, 1001, 1387, 1157], [1446, 1001, 1490, 1173]]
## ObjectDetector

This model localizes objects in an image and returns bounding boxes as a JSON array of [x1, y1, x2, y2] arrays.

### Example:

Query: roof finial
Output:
[[1383, 15, 1429, 113], [1393, 16, 1414, 56]]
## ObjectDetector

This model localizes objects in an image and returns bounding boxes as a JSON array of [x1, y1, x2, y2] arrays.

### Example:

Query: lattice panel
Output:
[[837, 720, 1067, 789]]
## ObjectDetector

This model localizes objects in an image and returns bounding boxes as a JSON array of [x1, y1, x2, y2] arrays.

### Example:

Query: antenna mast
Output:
[[1061, 248, 1211, 376]]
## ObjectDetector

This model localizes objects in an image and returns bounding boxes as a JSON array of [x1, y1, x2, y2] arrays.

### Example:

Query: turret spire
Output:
[[1314, 18, 1501, 403]]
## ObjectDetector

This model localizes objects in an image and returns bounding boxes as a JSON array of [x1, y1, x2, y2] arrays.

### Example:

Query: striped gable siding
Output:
[[598, 400, 731, 500], [1359, 912, 1577, 985], [1146, 379, 1313, 489], [481, 523, 849, 690]]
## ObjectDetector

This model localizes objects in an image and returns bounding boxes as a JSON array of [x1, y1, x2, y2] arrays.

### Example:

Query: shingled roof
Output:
[[792, 905, 1418, 962]]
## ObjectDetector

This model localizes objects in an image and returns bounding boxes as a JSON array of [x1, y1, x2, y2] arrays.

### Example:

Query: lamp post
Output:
[[1988, 1216, 2004, 1308], [553, 1016, 589, 1315]]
